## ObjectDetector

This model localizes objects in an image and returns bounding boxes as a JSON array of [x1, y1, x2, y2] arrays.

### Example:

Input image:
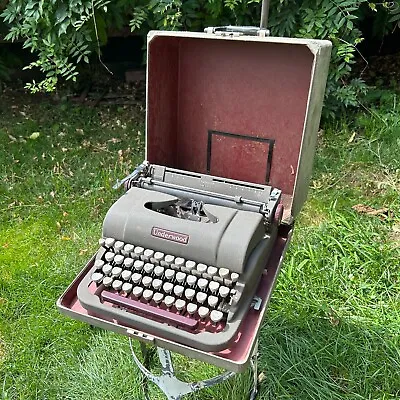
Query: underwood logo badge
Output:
[[151, 227, 189, 244]]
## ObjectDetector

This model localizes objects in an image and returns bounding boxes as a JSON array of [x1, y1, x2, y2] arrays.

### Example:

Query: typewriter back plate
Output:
[[145, 31, 331, 223]]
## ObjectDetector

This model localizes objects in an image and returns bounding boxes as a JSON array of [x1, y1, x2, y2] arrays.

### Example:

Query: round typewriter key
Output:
[[187, 303, 197, 315], [163, 282, 174, 294], [176, 272, 186, 283], [196, 292, 207, 304], [198, 306, 210, 318], [103, 276, 113, 287], [131, 273, 142, 284], [165, 269, 175, 280], [134, 246, 144, 259], [111, 266, 122, 278], [154, 266, 164, 277], [153, 292, 164, 304], [231, 273, 239, 283], [173, 285, 184, 297], [210, 310, 224, 324], [105, 252, 115, 262], [174, 257, 185, 267], [185, 260, 196, 271], [98, 238, 106, 247], [184, 288, 195, 301], [164, 295, 175, 308], [207, 266, 218, 277], [114, 254, 124, 265], [152, 279, 163, 291], [132, 286, 143, 298], [114, 241, 124, 253], [209, 281, 220, 294], [144, 263, 154, 275], [134, 260, 144, 271], [175, 299, 186, 312], [153, 251, 164, 264], [197, 263, 207, 274], [112, 280, 123, 291], [186, 275, 197, 287], [164, 255, 174, 266], [123, 258, 134, 269], [91, 272, 103, 284], [94, 259, 105, 270], [224, 279, 233, 287], [219, 286, 230, 298], [122, 282, 132, 294], [105, 237, 115, 248], [207, 295, 219, 308], [143, 289, 153, 301], [218, 268, 229, 279], [143, 249, 154, 261], [123, 243, 134, 256], [142, 276, 153, 287], [102, 264, 112, 275], [197, 278, 208, 291], [121, 270, 132, 281]]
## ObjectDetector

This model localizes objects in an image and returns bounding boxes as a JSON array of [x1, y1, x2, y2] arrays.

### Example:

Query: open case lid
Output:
[[145, 31, 331, 223]]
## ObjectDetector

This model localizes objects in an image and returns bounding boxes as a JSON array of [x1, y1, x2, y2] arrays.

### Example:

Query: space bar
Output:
[[101, 291, 199, 330]]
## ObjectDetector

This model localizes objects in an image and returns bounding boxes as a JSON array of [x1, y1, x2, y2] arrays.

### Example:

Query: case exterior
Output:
[[145, 31, 331, 222]]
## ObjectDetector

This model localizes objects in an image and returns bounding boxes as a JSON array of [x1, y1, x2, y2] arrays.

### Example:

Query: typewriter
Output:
[[77, 161, 283, 352]]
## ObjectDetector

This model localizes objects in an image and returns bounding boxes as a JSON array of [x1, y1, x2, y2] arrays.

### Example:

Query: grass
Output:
[[0, 90, 399, 399]]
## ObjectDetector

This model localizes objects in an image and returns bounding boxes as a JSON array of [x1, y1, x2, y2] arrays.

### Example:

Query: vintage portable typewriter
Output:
[[77, 162, 283, 351], [58, 30, 331, 371]]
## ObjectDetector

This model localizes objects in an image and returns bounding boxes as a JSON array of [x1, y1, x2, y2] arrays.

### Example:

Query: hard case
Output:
[[57, 30, 331, 372]]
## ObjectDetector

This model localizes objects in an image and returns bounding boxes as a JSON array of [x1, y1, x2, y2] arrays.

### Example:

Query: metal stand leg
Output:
[[129, 338, 259, 400]]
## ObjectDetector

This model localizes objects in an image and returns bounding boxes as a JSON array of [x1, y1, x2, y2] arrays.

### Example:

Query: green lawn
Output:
[[0, 92, 399, 400]]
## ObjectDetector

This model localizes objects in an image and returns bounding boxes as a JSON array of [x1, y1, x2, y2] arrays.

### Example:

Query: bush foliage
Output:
[[1, 0, 399, 113]]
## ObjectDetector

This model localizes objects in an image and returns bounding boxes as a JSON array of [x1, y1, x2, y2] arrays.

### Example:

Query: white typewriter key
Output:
[[134, 260, 144, 271], [131, 273, 142, 284], [197, 278, 208, 291], [152, 279, 163, 291], [114, 254, 124, 265], [105, 237, 115, 248], [98, 238, 106, 247], [111, 266, 122, 278], [153, 292, 164, 304], [165, 269, 175, 280], [163, 282, 174, 294], [176, 272, 186, 283], [218, 268, 230, 279], [123, 243, 134, 256], [185, 260, 196, 271], [186, 275, 197, 287], [132, 286, 143, 298], [219, 286, 230, 298], [134, 246, 144, 259], [94, 259, 105, 270], [209, 281, 220, 294], [207, 266, 218, 277], [208, 296, 219, 308], [164, 296, 175, 308], [105, 252, 115, 262], [174, 257, 185, 270], [103, 276, 113, 287], [144, 263, 154, 274], [197, 263, 207, 274], [91, 272, 103, 284], [122, 282, 132, 294], [142, 276, 153, 288], [114, 241, 124, 253], [187, 303, 197, 315], [102, 264, 112, 275], [153, 251, 164, 264], [196, 292, 207, 304], [154, 266, 164, 277], [112, 280, 123, 291], [143, 289, 154, 301], [175, 299, 186, 312], [210, 310, 224, 324], [143, 249, 154, 261], [231, 273, 239, 283], [164, 255, 174, 266], [173, 285, 184, 297], [123, 258, 134, 269], [121, 270, 132, 281], [198, 306, 210, 319], [224, 279, 233, 287], [184, 288, 195, 301]]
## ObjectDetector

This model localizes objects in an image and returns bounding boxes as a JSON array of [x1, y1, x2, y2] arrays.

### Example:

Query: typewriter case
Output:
[[57, 31, 331, 372]]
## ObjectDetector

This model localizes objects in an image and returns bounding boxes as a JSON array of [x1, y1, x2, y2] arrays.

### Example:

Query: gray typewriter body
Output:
[[77, 163, 282, 351]]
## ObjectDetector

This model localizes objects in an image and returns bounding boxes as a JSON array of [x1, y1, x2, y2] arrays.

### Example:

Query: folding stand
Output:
[[129, 338, 259, 400]]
